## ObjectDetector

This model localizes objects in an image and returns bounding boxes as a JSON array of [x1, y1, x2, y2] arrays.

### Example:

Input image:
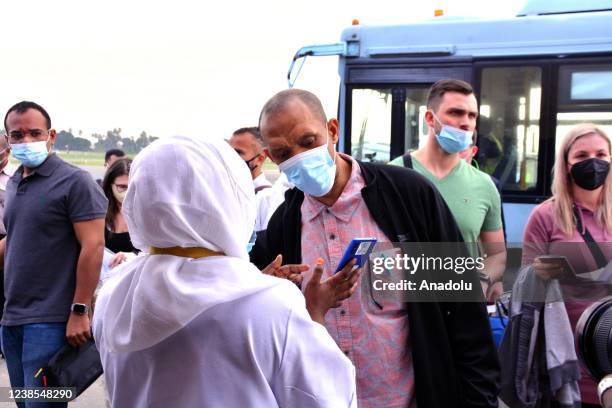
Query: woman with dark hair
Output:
[[102, 157, 137, 268]]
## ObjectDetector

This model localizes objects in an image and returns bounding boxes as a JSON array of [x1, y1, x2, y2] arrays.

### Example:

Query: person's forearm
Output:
[[604, 388, 612, 408], [599, 375, 612, 407], [484, 250, 506, 283], [72, 243, 104, 306], [306, 308, 326, 326]]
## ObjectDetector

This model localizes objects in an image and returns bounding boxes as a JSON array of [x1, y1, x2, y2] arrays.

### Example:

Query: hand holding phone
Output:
[[534, 255, 576, 280], [305, 258, 362, 324], [334, 238, 377, 274]]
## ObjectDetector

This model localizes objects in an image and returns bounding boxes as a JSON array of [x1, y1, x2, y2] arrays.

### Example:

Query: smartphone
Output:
[[536, 255, 576, 278], [334, 238, 378, 273]]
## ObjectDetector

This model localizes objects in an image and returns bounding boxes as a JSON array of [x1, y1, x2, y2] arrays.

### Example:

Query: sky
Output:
[[0, 0, 525, 142]]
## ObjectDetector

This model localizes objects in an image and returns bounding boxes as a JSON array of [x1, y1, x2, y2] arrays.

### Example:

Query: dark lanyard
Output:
[[573, 205, 608, 269]]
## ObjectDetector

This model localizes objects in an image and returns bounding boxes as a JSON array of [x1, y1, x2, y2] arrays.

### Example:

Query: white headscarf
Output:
[[95, 135, 280, 352], [124, 134, 254, 259]]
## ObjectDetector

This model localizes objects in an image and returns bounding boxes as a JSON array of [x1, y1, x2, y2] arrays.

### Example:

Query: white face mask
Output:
[[112, 185, 127, 203]]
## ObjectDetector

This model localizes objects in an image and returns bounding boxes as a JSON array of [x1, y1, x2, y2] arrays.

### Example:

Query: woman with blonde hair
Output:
[[548, 124, 612, 239], [522, 123, 611, 406]]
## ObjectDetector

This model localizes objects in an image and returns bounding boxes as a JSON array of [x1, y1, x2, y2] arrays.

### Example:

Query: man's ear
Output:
[[471, 146, 479, 158], [424, 110, 435, 129], [255, 152, 266, 167], [328, 118, 340, 145], [263, 148, 276, 164], [48, 129, 57, 146]]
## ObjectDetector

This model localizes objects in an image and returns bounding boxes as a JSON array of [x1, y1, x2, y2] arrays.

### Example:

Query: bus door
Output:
[[476, 63, 546, 245], [344, 64, 472, 165]]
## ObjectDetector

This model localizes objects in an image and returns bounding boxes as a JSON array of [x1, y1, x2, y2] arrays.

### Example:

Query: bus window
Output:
[[559, 64, 612, 102], [570, 71, 612, 100], [351, 88, 392, 163], [478, 66, 542, 193], [556, 64, 612, 155], [403, 88, 429, 152], [556, 112, 612, 155]]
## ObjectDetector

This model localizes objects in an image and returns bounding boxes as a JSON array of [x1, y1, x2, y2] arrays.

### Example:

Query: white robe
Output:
[[93, 261, 356, 408], [92, 136, 356, 408]]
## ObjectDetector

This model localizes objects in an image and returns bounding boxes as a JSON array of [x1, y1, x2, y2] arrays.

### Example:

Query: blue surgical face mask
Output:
[[278, 130, 336, 197], [247, 230, 256, 254], [10, 139, 50, 168], [431, 112, 473, 154]]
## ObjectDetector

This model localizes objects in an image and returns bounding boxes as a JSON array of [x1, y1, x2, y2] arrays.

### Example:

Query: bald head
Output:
[[259, 89, 327, 138], [257, 88, 339, 169]]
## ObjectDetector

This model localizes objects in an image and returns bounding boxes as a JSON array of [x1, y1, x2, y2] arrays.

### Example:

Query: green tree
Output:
[[92, 128, 158, 154], [56, 130, 91, 151]]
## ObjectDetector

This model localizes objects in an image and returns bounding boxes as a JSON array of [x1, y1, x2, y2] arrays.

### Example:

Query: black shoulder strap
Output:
[[573, 205, 608, 269], [402, 152, 413, 169]]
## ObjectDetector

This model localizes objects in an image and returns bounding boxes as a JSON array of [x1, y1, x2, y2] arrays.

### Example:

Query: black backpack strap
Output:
[[573, 205, 608, 269], [402, 152, 413, 169]]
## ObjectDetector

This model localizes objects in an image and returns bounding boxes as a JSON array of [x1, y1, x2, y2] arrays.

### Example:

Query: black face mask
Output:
[[570, 158, 610, 190], [244, 154, 261, 171]]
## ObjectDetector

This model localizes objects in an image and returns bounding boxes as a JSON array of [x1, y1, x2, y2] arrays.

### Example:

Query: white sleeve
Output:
[[273, 299, 357, 408], [255, 188, 286, 232]]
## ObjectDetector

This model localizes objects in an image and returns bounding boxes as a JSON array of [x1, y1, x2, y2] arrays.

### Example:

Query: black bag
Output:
[[45, 338, 103, 398]]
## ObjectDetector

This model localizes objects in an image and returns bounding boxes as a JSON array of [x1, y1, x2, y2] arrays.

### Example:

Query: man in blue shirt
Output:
[[0, 101, 107, 406]]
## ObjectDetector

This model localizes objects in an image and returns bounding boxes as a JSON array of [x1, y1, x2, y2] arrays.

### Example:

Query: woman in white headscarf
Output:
[[92, 135, 356, 408]]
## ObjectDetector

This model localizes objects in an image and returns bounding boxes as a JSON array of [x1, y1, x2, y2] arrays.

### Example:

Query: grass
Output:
[[9, 150, 281, 174], [8, 150, 107, 166], [8, 150, 107, 169], [54, 151, 281, 171], [262, 158, 280, 172], [54, 150, 106, 166]]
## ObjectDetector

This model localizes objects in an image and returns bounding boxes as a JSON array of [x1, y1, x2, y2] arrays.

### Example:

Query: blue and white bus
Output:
[[287, 0, 612, 244]]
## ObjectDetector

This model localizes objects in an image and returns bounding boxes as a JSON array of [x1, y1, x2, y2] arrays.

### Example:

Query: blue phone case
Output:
[[334, 238, 377, 273]]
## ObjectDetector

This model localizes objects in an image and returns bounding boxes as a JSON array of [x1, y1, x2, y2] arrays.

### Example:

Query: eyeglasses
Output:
[[247, 153, 262, 163], [113, 183, 128, 193], [7, 129, 50, 142]]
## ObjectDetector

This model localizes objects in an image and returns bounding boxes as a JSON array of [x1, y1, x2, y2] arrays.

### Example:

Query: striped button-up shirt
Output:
[[300, 154, 416, 408]]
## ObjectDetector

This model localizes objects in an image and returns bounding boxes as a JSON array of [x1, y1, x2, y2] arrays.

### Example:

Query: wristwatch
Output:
[[598, 374, 612, 406], [70, 303, 89, 315]]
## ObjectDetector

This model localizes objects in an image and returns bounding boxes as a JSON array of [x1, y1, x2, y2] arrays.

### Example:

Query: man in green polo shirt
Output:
[[389, 79, 506, 301]]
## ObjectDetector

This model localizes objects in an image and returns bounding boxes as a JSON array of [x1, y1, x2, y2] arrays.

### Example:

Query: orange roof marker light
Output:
[[434, 9, 444, 17], [352, 19, 360, 26]]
